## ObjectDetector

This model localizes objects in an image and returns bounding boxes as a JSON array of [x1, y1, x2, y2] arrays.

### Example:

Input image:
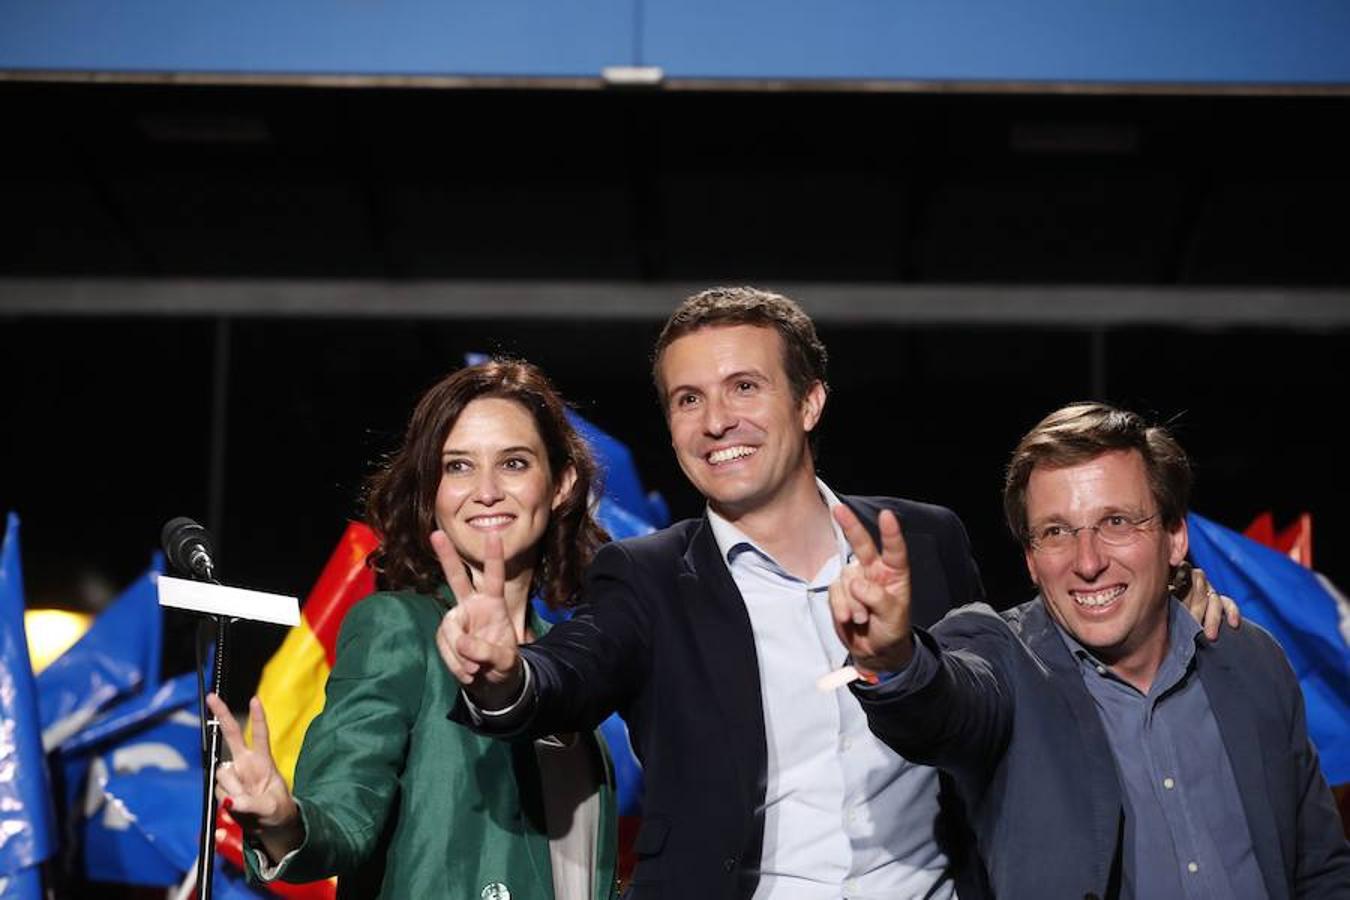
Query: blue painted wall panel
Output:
[[1, 0, 1346, 83], [0, 0, 635, 76], [642, 0, 1350, 84]]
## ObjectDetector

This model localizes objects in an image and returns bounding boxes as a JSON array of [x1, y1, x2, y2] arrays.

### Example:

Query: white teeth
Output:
[[1074, 586, 1125, 608], [708, 445, 757, 465], [468, 515, 513, 528]]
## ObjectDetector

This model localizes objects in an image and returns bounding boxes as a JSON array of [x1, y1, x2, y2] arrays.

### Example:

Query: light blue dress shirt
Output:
[[707, 480, 953, 900]]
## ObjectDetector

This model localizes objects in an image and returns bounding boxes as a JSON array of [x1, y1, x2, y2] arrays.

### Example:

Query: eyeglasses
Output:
[[1028, 513, 1159, 553]]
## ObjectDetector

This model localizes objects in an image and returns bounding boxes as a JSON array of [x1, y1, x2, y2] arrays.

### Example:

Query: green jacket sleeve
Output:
[[269, 593, 431, 883]]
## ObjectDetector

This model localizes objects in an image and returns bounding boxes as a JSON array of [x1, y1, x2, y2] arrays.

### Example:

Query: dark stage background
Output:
[[2, 82, 1348, 689]]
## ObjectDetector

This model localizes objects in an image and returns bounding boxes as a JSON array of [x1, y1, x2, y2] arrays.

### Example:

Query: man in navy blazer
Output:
[[832, 402, 1350, 899]]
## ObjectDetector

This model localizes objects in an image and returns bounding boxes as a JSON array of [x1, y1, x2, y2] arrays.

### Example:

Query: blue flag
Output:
[[55, 668, 203, 886], [0, 513, 57, 898], [1187, 512, 1350, 783], [36, 557, 163, 752], [568, 410, 669, 528]]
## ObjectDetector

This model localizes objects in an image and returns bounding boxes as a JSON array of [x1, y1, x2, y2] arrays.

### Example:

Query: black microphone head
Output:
[[162, 516, 215, 577]]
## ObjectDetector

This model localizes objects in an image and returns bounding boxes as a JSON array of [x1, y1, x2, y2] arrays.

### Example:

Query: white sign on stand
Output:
[[157, 574, 300, 626]]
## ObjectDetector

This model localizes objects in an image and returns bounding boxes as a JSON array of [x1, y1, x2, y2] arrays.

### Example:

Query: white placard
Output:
[[156, 574, 300, 626]]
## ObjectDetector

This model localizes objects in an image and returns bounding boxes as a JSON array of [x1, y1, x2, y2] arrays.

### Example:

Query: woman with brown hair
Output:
[[205, 359, 617, 900]]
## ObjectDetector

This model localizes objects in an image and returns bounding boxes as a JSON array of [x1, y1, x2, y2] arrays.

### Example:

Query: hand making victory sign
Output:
[[205, 692, 304, 865], [431, 529, 527, 709], [828, 505, 919, 675]]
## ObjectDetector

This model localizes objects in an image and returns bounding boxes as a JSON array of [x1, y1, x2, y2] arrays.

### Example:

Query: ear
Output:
[[551, 464, 579, 512], [800, 381, 827, 432], [1167, 516, 1189, 567]]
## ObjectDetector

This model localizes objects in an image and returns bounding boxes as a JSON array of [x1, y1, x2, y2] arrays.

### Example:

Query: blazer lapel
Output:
[[1197, 644, 1289, 900], [1022, 601, 1125, 892], [678, 518, 768, 801]]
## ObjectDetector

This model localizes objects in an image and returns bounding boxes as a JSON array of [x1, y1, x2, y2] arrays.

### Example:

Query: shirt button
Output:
[[1095, 664, 1107, 675], [722, 857, 736, 872], [1187, 861, 1199, 874], [844, 879, 858, 892], [840, 736, 854, 752], [1163, 777, 1175, 790]]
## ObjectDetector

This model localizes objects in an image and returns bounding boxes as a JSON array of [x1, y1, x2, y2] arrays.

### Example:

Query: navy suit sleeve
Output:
[[519, 540, 654, 735], [855, 606, 1013, 784], [449, 539, 653, 738]]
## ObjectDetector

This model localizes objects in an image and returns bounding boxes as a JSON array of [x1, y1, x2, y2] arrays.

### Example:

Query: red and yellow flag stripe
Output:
[[247, 522, 378, 786]]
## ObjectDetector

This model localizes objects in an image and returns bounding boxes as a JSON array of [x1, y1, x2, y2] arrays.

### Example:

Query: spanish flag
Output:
[[248, 521, 379, 785]]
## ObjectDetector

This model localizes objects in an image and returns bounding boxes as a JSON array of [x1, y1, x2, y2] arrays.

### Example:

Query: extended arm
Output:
[[828, 504, 1012, 779], [443, 538, 654, 739]]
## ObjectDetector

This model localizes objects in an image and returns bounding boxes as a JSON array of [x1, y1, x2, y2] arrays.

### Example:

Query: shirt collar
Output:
[[706, 477, 852, 568], [1052, 594, 1202, 687]]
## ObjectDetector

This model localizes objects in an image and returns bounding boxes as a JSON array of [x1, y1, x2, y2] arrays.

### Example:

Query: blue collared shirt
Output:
[[1054, 599, 1268, 900], [707, 481, 952, 900]]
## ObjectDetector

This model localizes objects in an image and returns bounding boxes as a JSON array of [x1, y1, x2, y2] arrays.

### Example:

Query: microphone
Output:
[[162, 517, 218, 582]]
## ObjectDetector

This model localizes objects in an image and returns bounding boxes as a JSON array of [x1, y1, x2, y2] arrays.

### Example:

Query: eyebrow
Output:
[[665, 369, 767, 403], [441, 445, 539, 457], [1029, 504, 1148, 525]]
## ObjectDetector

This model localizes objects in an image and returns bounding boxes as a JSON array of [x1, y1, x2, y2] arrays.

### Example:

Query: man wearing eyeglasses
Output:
[[831, 401, 1350, 899]]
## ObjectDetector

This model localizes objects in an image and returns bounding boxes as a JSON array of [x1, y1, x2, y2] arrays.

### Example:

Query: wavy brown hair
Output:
[[365, 360, 607, 608], [1003, 402, 1191, 548]]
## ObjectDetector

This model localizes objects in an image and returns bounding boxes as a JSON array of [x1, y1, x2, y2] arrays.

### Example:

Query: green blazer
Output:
[[250, 588, 618, 900]]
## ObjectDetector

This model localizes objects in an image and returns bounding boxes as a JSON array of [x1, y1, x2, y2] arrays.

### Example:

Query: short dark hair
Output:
[[365, 359, 606, 608], [1003, 402, 1191, 547], [651, 286, 829, 405]]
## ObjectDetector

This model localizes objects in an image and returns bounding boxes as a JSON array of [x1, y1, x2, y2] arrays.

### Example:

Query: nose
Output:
[[1071, 528, 1108, 580], [702, 394, 738, 438], [471, 468, 504, 504]]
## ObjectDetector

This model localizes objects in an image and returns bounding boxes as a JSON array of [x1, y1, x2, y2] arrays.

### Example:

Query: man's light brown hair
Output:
[[651, 286, 829, 408], [1003, 402, 1192, 547]]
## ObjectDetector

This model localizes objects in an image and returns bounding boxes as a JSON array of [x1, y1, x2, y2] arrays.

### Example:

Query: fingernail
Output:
[[222, 797, 234, 813]]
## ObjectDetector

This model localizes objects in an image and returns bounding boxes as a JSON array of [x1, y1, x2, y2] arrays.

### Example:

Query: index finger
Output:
[[482, 532, 505, 601], [206, 693, 247, 760], [431, 530, 475, 603], [833, 503, 880, 567], [877, 509, 910, 573]]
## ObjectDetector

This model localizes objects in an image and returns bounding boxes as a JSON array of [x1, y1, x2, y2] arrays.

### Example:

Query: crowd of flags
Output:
[[3, 414, 1348, 895]]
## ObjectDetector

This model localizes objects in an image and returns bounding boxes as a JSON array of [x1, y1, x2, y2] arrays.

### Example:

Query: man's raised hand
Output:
[[432, 530, 524, 708], [828, 506, 917, 674]]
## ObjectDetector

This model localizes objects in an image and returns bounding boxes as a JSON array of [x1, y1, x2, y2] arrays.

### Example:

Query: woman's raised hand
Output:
[[205, 693, 303, 864]]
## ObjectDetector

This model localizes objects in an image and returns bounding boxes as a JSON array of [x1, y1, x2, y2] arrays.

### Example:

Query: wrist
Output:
[[469, 658, 529, 713], [856, 634, 916, 677], [257, 809, 304, 865]]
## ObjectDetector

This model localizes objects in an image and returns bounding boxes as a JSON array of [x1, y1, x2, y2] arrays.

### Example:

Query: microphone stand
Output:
[[162, 517, 295, 900], [193, 566, 230, 900]]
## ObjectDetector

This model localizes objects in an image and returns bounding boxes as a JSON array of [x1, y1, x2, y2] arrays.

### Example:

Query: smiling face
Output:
[[659, 324, 824, 520], [1024, 448, 1188, 676], [434, 397, 575, 581]]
